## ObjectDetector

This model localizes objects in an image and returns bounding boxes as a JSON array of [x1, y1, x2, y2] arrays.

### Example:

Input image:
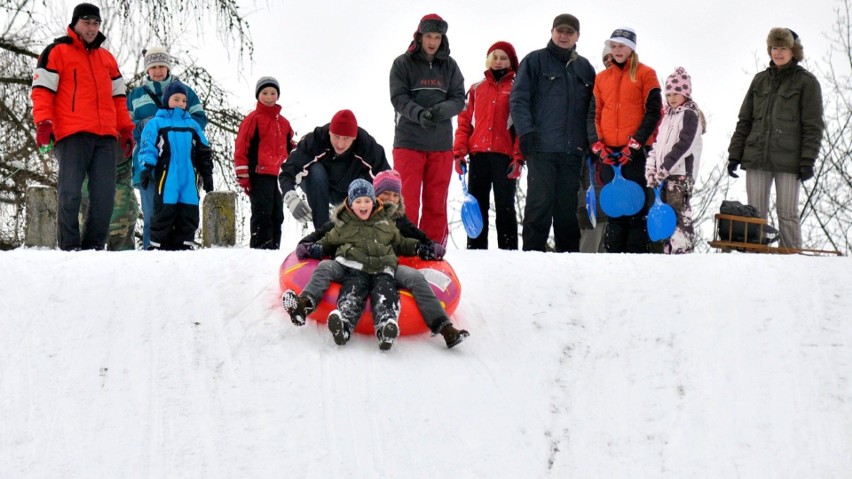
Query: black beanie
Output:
[[70, 3, 101, 27]]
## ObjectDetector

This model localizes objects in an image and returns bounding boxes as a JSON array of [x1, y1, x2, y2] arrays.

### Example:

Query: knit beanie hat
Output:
[[162, 81, 188, 106], [487, 41, 519, 72], [347, 178, 375, 206], [665, 66, 692, 99], [143, 47, 171, 71], [70, 3, 100, 27], [373, 170, 402, 197], [606, 27, 637, 52], [552, 14, 580, 32], [767, 27, 804, 62], [418, 13, 448, 35], [602, 44, 613, 62], [330, 109, 358, 137], [255, 76, 280, 99]]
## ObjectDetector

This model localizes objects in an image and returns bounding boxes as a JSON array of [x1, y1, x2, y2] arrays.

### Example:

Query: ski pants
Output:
[[467, 152, 518, 250], [600, 148, 652, 254], [249, 174, 284, 250], [522, 151, 582, 252], [55, 133, 117, 251], [337, 268, 399, 329], [149, 199, 199, 250], [392, 148, 453, 245]]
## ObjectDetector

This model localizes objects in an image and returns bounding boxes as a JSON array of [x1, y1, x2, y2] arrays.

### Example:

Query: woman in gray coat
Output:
[[727, 28, 824, 249]]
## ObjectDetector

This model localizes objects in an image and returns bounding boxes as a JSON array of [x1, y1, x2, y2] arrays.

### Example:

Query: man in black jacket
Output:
[[509, 14, 596, 252], [279, 109, 390, 230]]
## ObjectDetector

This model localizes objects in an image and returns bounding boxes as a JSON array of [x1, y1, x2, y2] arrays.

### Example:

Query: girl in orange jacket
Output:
[[587, 27, 662, 253]]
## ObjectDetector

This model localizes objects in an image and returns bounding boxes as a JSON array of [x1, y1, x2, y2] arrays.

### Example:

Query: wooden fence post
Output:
[[24, 185, 58, 249], [201, 190, 237, 247]]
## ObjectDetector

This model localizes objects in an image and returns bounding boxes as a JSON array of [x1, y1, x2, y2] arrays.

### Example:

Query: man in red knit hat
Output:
[[389, 13, 465, 246], [279, 109, 390, 229]]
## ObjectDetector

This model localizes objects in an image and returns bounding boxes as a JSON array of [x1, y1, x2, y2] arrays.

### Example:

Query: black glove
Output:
[[140, 167, 152, 189], [798, 165, 814, 182], [416, 242, 437, 260], [519, 133, 537, 157], [427, 107, 444, 122], [727, 159, 740, 178], [419, 109, 437, 129], [202, 175, 214, 193]]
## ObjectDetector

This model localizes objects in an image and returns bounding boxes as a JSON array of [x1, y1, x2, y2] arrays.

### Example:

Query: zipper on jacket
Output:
[[72, 69, 77, 112]]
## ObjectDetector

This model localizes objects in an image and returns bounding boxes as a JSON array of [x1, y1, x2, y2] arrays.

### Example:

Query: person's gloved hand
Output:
[[295, 242, 324, 260], [284, 190, 313, 224], [431, 243, 446, 260], [427, 107, 445, 122], [645, 166, 658, 188], [237, 176, 251, 195], [119, 127, 135, 158], [506, 158, 525, 180], [416, 242, 437, 260], [519, 133, 537, 157], [591, 140, 611, 161], [202, 175, 214, 193], [454, 156, 467, 175], [727, 159, 740, 178], [140, 167, 152, 189], [619, 137, 642, 163], [36, 120, 54, 153], [798, 165, 814, 182], [418, 109, 437, 129]]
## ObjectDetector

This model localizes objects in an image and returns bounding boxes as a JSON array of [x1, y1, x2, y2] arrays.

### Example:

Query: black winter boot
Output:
[[327, 310, 351, 346], [377, 320, 399, 351], [440, 323, 469, 349], [282, 290, 315, 326]]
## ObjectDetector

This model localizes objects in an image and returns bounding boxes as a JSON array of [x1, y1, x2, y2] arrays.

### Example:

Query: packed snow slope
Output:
[[1, 249, 850, 478]]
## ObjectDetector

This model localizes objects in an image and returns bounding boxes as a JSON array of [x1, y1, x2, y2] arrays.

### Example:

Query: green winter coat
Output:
[[728, 62, 824, 173], [317, 200, 419, 275]]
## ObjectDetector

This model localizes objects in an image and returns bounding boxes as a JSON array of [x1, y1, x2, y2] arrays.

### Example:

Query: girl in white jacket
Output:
[[645, 66, 705, 254]]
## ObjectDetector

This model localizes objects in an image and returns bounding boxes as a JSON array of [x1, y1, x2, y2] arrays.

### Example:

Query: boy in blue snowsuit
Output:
[[138, 82, 213, 250]]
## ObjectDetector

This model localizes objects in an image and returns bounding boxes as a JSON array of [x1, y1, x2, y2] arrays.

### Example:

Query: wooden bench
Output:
[[708, 213, 842, 256]]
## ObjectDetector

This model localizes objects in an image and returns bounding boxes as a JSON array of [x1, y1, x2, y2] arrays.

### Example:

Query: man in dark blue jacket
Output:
[[510, 13, 595, 252]]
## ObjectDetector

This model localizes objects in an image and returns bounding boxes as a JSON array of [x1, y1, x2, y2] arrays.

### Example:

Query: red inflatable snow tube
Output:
[[279, 252, 461, 336]]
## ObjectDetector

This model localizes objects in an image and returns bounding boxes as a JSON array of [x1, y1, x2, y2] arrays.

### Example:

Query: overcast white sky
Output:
[[190, 0, 840, 179], [44, 0, 841, 178]]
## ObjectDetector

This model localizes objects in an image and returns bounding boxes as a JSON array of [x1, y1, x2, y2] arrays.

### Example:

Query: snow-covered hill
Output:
[[1, 249, 850, 477]]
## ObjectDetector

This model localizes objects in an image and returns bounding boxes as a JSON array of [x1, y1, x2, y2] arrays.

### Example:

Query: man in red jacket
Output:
[[31, 3, 135, 251]]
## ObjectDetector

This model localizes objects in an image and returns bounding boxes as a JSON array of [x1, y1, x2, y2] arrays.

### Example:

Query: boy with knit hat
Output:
[[137, 81, 213, 250], [284, 170, 469, 349], [295, 178, 423, 350], [389, 13, 466, 246], [233, 75, 295, 249], [127, 46, 207, 249], [279, 109, 390, 230]]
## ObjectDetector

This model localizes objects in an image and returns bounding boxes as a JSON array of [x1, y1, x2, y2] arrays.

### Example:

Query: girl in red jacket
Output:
[[233, 76, 296, 249], [588, 28, 662, 253], [453, 41, 522, 250]]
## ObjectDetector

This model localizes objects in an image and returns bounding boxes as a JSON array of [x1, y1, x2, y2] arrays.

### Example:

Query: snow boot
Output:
[[440, 323, 469, 349], [377, 320, 399, 351], [327, 310, 351, 346], [282, 290, 315, 326]]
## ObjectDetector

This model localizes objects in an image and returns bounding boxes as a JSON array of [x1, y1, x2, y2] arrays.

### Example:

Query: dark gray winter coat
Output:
[[389, 38, 465, 151], [728, 62, 824, 173]]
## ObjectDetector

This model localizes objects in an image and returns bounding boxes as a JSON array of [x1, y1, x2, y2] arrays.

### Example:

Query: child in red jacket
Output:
[[233, 76, 296, 249], [453, 41, 522, 250]]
